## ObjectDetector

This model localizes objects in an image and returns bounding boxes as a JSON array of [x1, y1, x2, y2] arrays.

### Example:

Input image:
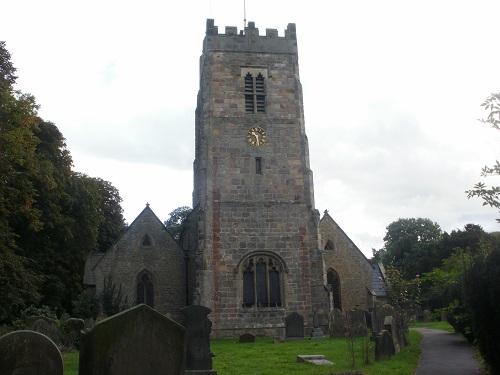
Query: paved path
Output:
[[413, 328, 482, 375]]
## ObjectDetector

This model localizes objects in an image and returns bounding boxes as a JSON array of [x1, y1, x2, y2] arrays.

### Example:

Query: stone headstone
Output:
[[285, 312, 304, 340], [310, 327, 326, 340], [30, 318, 59, 344], [25, 315, 57, 328], [374, 304, 405, 350], [239, 333, 256, 343], [84, 317, 95, 331], [60, 312, 71, 322], [328, 308, 346, 338], [0, 330, 63, 375], [346, 309, 368, 337], [79, 304, 186, 375], [95, 312, 107, 322], [296, 354, 334, 365], [181, 305, 217, 374], [384, 315, 401, 353], [374, 329, 395, 360], [423, 309, 432, 322]]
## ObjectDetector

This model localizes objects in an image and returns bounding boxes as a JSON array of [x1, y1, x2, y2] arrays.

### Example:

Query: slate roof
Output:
[[372, 262, 387, 297]]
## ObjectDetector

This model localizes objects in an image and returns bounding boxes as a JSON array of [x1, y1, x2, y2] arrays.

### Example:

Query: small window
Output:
[[255, 157, 262, 174], [142, 235, 152, 246], [325, 241, 334, 250], [244, 72, 266, 114]]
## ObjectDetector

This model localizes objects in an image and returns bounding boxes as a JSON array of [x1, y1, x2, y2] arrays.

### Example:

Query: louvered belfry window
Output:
[[245, 72, 265, 114]]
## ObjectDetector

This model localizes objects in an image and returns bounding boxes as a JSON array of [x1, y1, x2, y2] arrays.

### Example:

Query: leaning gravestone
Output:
[[285, 312, 304, 340], [384, 315, 402, 353], [375, 304, 406, 350], [181, 305, 217, 374], [328, 308, 346, 338], [374, 329, 395, 360], [79, 304, 186, 375], [0, 330, 63, 375], [346, 309, 368, 337]]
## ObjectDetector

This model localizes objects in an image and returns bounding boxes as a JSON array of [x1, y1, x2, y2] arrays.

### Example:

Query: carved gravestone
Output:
[[0, 330, 63, 375], [181, 305, 217, 374], [328, 308, 346, 338], [374, 330, 395, 360], [79, 304, 186, 375], [346, 309, 368, 337], [285, 312, 304, 340], [239, 333, 256, 343]]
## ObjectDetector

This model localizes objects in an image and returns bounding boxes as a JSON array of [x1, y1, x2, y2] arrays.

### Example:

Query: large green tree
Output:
[[164, 206, 191, 240], [377, 218, 442, 279]]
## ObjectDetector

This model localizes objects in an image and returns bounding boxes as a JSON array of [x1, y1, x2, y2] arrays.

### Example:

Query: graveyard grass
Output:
[[63, 330, 422, 375]]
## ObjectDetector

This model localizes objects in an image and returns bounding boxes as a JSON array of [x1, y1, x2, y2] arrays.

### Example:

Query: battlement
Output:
[[203, 19, 298, 55]]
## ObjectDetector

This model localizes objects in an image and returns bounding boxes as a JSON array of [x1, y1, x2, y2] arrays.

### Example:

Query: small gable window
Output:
[[142, 235, 152, 246], [325, 241, 334, 250]]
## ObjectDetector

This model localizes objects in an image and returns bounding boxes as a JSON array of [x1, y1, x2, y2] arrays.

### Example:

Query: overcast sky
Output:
[[2, 0, 499, 257]]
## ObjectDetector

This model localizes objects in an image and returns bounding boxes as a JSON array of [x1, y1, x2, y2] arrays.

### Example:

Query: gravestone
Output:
[[0, 330, 63, 375], [310, 308, 326, 340], [346, 309, 368, 337], [84, 317, 95, 331], [79, 304, 186, 375], [285, 312, 304, 340], [374, 304, 406, 350], [30, 318, 59, 344], [374, 330, 395, 360], [423, 309, 432, 322], [239, 333, 256, 343], [328, 308, 346, 338], [181, 305, 217, 374]]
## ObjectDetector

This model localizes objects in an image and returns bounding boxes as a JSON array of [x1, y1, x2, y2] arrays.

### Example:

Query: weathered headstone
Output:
[[285, 312, 304, 340], [328, 308, 346, 338], [384, 315, 401, 353], [60, 312, 71, 322], [374, 304, 405, 350], [79, 304, 186, 375], [346, 309, 368, 337], [374, 329, 395, 360], [30, 318, 59, 344], [181, 305, 217, 374], [423, 309, 432, 322], [239, 333, 256, 343], [0, 330, 63, 375], [84, 317, 95, 331]]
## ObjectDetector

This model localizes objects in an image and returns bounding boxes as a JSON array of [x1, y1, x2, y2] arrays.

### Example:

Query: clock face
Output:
[[246, 126, 268, 147]]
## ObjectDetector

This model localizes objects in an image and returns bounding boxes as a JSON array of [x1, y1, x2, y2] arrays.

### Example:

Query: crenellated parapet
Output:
[[203, 19, 297, 55]]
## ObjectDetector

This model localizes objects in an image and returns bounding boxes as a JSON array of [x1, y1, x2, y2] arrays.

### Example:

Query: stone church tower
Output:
[[187, 20, 328, 337]]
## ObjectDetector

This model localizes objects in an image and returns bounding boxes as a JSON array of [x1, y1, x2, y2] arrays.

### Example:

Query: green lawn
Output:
[[409, 320, 455, 333], [64, 330, 422, 375]]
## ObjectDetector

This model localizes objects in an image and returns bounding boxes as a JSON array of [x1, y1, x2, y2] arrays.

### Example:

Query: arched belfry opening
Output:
[[327, 268, 342, 311]]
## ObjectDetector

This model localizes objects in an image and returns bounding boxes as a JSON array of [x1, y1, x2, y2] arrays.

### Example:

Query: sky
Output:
[[2, 0, 500, 257]]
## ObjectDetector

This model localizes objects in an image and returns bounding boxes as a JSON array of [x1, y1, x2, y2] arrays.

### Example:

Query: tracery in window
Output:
[[244, 72, 266, 114], [242, 255, 282, 308]]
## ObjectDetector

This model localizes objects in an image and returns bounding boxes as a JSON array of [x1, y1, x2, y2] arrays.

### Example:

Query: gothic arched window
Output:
[[241, 255, 282, 308], [137, 272, 154, 308], [327, 268, 341, 311], [142, 235, 152, 247], [325, 241, 334, 250]]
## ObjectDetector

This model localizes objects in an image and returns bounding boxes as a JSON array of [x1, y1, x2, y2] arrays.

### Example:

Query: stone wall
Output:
[[93, 206, 186, 322], [320, 213, 375, 311]]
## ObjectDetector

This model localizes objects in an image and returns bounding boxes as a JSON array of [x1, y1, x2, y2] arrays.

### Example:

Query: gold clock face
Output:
[[246, 126, 268, 147]]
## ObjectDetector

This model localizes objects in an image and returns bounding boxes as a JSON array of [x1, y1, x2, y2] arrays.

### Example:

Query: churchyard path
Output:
[[412, 327, 482, 375]]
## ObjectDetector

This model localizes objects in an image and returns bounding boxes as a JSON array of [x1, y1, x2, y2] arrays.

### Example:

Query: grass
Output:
[[409, 320, 455, 333], [63, 331, 423, 374]]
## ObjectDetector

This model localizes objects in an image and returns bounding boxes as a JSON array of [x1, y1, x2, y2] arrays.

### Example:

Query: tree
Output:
[[378, 218, 442, 279], [164, 206, 192, 240], [0, 41, 17, 96], [466, 92, 500, 223]]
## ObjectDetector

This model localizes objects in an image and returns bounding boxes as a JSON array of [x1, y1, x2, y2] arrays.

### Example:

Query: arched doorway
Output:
[[136, 272, 154, 308]]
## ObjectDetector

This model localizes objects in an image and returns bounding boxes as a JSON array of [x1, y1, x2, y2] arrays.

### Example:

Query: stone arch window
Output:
[[327, 268, 342, 311], [141, 235, 152, 247], [325, 241, 334, 250], [136, 271, 154, 308], [241, 254, 283, 308], [241, 68, 268, 114]]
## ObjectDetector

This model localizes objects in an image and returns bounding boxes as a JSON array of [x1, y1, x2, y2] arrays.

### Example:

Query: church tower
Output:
[[191, 20, 327, 337]]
